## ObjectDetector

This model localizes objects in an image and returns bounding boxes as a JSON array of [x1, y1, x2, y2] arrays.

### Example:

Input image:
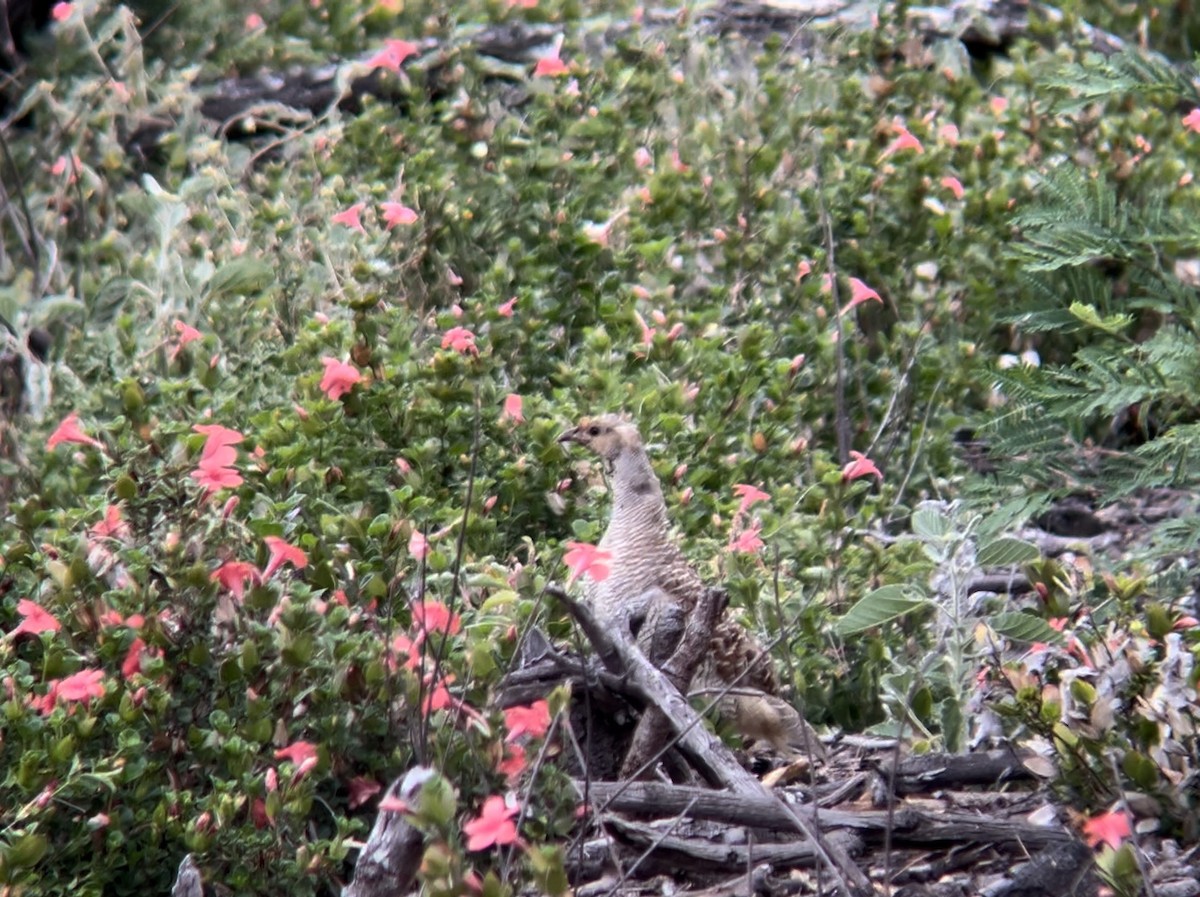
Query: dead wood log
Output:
[[603, 814, 865, 872], [881, 748, 1038, 794], [550, 584, 764, 797], [342, 770, 431, 897], [574, 780, 1080, 851]]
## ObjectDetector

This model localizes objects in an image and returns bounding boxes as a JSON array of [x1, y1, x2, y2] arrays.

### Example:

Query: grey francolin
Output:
[[558, 413, 824, 758]]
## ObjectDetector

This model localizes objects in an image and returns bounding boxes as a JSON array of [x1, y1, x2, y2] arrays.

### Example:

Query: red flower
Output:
[[1184, 109, 1200, 133], [841, 451, 882, 482], [441, 326, 478, 356], [940, 176, 965, 200], [367, 38, 419, 73], [121, 637, 147, 679], [332, 202, 367, 234], [11, 599, 61, 637], [51, 2, 73, 21], [191, 461, 243, 494], [534, 55, 569, 77], [463, 795, 521, 851], [411, 601, 461, 637], [563, 542, 611, 586], [497, 297, 517, 318], [381, 201, 419, 228], [421, 681, 452, 717], [90, 504, 131, 540], [262, 536, 307, 580], [274, 740, 319, 779], [497, 744, 527, 781], [46, 412, 104, 451], [880, 123, 924, 159], [500, 393, 524, 424], [504, 700, 551, 741], [55, 668, 106, 703], [171, 320, 203, 360], [727, 521, 764, 555], [840, 278, 882, 316], [733, 484, 769, 514], [408, 530, 429, 560], [1082, 810, 1131, 850], [319, 357, 363, 400]]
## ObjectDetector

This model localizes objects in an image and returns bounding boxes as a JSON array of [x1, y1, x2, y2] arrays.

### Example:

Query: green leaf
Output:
[[977, 537, 1041, 567], [991, 612, 1063, 645], [1068, 301, 1134, 335], [205, 258, 275, 299], [911, 506, 951, 540], [835, 585, 930, 635]]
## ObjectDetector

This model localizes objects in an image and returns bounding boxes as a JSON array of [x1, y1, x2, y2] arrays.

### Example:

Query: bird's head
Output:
[[557, 413, 642, 463]]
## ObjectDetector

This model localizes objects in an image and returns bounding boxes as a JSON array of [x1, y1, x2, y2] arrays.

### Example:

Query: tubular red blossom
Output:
[[331, 202, 367, 234], [441, 326, 478, 355], [262, 536, 307, 580], [463, 795, 521, 850], [211, 561, 259, 601], [367, 38, 419, 73], [46, 412, 104, 451], [503, 700, 551, 741], [381, 202, 419, 228], [319, 357, 363, 400], [501, 393, 524, 423], [563, 542, 612, 585], [842, 451, 883, 482], [11, 599, 61, 637]]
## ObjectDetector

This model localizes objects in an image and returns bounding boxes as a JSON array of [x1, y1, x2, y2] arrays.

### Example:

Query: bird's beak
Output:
[[557, 426, 580, 444]]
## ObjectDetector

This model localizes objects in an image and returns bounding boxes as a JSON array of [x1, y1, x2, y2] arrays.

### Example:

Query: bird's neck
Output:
[[606, 447, 669, 538]]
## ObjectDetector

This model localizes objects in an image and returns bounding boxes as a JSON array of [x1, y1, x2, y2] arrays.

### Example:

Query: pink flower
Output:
[[839, 278, 883, 316], [262, 536, 307, 580], [633, 146, 653, 169], [504, 700, 551, 741], [411, 601, 461, 637], [194, 424, 244, 454], [842, 451, 882, 481], [319, 357, 363, 400], [46, 412, 104, 451], [379, 792, 410, 813], [497, 744, 527, 781], [348, 776, 382, 809], [733, 484, 770, 514], [381, 201, 419, 228], [55, 668, 106, 703], [534, 55, 569, 77], [796, 260, 812, 279], [441, 326, 478, 356], [51, 2, 73, 21], [367, 38, 419, 74], [90, 504, 130, 540], [244, 12, 265, 29], [1082, 810, 1131, 850], [332, 202, 367, 234], [463, 795, 520, 851], [274, 740, 320, 779], [634, 311, 655, 347], [880, 124, 924, 159], [497, 297, 517, 317], [191, 462, 243, 493], [727, 522, 764, 554], [211, 561, 259, 602], [121, 637, 147, 679], [938, 123, 960, 145], [564, 542, 611, 586], [1184, 109, 1200, 133], [172, 320, 203, 360], [11, 599, 61, 637], [500, 393, 524, 424], [990, 96, 1009, 115], [408, 530, 429, 560], [940, 176, 965, 200]]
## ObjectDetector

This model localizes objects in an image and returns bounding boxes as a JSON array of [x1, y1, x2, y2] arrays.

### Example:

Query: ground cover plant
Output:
[[2, 0, 1199, 893]]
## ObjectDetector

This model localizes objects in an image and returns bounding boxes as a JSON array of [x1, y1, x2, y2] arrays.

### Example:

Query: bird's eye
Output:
[[587, 425, 601, 436]]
